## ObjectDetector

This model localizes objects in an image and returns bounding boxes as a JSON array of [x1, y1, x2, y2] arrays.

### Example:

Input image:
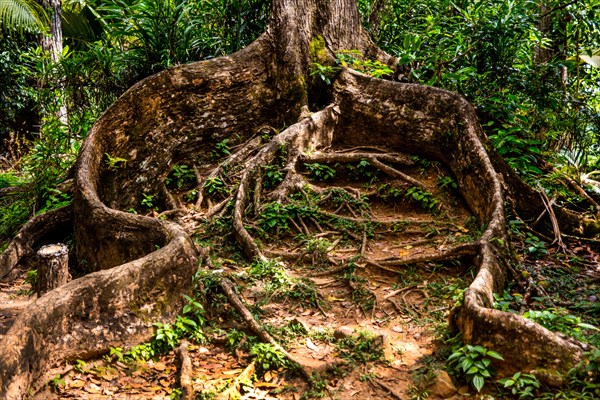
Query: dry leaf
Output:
[[306, 338, 318, 351], [85, 383, 102, 394]]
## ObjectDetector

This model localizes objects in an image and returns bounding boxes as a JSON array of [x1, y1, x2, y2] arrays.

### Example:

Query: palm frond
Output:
[[0, 0, 49, 33]]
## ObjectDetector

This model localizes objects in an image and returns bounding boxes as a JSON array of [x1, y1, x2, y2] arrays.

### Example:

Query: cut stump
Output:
[[35, 244, 70, 296]]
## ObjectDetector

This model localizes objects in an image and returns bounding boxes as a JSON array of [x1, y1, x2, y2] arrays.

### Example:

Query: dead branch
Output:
[[538, 183, 566, 252]]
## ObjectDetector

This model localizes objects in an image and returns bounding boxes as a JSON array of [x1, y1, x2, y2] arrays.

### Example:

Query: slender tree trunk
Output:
[[40, 0, 68, 126]]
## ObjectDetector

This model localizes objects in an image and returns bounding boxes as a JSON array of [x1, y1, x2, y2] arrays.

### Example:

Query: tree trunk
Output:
[[40, 0, 68, 126], [0, 0, 591, 397]]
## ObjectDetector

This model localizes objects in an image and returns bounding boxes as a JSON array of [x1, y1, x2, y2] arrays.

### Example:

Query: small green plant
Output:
[[305, 163, 336, 181], [263, 164, 285, 189], [310, 62, 340, 84], [105, 153, 128, 171], [249, 343, 288, 374], [405, 186, 439, 212], [336, 50, 394, 78], [448, 344, 503, 392], [335, 330, 384, 366], [211, 138, 231, 159], [37, 189, 72, 214], [50, 374, 65, 391], [125, 295, 206, 360], [301, 374, 328, 399], [377, 183, 404, 200], [203, 177, 228, 196], [498, 372, 541, 398], [226, 329, 247, 351], [73, 359, 88, 373], [140, 193, 155, 210], [166, 164, 195, 189], [408, 384, 429, 400], [493, 290, 524, 313], [23, 269, 38, 291], [258, 202, 292, 232], [108, 346, 124, 362], [437, 175, 458, 191], [523, 232, 548, 258]]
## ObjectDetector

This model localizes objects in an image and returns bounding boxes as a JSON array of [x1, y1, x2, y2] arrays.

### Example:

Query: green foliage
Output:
[[305, 163, 336, 181], [523, 232, 548, 258], [437, 175, 457, 191], [301, 374, 328, 399], [140, 193, 156, 210], [258, 202, 291, 232], [448, 344, 503, 392], [498, 372, 541, 399], [335, 49, 394, 78], [489, 125, 543, 176], [203, 177, 228, 196], [98, 0, 268, 77], [249, 259, 321, 307], [405, 186, 439, 212], [125, 294, 206, 360], [309, 62, 340, 85], [335, 330, 384, 365], [263, 164, 285, 189], [360, 0, 600, 176], [211, 138, 231, 159], [166, 164, 195, 189], [249, 343, 288, 373], [523, 308, 599, 342], [105, 153, 127, 171], [0, 0, 49, 33]]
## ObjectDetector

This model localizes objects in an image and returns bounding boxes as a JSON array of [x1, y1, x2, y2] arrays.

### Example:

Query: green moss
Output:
[[284, 76, 308, 103], [309, 35, 328, 64]]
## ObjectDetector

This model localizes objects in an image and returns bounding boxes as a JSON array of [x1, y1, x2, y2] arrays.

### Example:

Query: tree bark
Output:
[[0, 0, 592, 397]]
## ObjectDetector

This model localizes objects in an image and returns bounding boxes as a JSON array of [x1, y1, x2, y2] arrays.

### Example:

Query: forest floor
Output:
[[1, 154, 599, 399]]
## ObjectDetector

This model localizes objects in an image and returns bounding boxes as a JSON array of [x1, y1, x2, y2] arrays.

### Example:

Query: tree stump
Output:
[[35, 244, 70, 296]]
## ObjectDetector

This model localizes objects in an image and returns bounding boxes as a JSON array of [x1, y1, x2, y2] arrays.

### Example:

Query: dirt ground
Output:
[[3, 151, 597, 399]]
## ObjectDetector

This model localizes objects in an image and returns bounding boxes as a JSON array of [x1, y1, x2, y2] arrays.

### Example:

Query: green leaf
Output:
[[486, 350, 504, 360], [461, 358, 474, 372], [466, 366, 479, 374], [472, 375, 485, 392]]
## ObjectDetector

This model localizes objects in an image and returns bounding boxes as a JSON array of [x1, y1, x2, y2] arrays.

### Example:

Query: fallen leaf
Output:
[[69, 380, 86, 389], [153, 362, 167, 371], [159, 378, 170, 387], [306, 338, 318, 351], [264, 370, 273, 382], [222, 369, 243, 375], [85, 383, 102, 394]]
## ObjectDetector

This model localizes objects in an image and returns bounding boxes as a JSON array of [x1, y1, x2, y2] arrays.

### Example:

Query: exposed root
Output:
[[219, 277, 313, 379], [176, 339, 193, 400], [538, 183, 566, 252], [365, 242, 479, 269], [196, 135, 263, 209], [368, 376, 403, 400]]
